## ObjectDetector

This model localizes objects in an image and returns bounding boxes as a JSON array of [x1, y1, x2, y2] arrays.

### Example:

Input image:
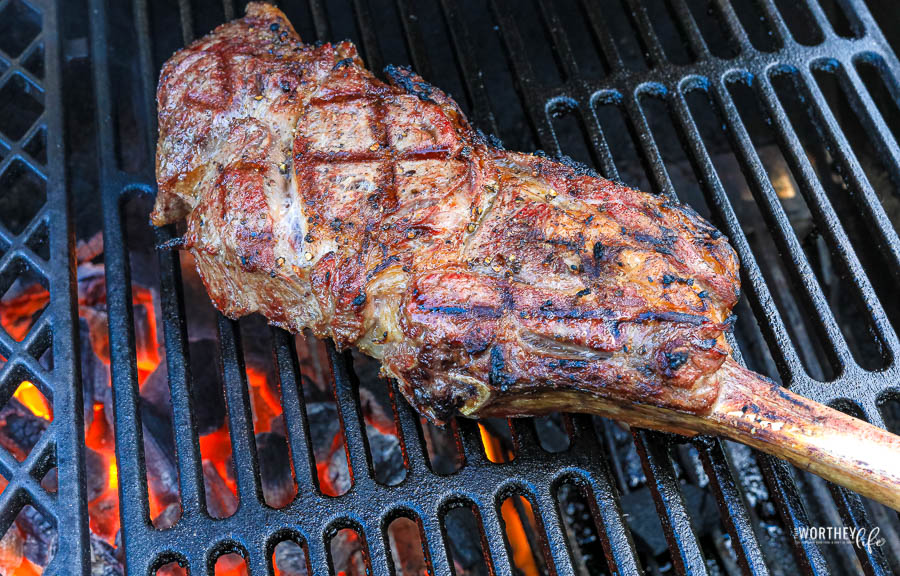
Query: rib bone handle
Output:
[[474, 359, 900, 511], [705, 361, 900, 511]]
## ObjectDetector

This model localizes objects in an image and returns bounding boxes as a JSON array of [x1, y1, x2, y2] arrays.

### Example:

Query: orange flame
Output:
[[214, 554, 249, 576], [132, 287, 160, 385], [0, 284, 50, 342], [501, 496, 540, 576], [315, 431, 348, 497], [246, 366, 281, 435], [478, 423, 514, 463], [481, 423, 538, 576], [11, 557, 42, 576], [14, 382, 52, 421], [199, 425, 238, 498]]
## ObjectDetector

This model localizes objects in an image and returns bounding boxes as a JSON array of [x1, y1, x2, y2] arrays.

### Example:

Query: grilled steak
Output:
[[153, 3, 740, 425]]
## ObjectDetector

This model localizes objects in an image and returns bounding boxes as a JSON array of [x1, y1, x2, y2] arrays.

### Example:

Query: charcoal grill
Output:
[[1, 0, 899, 573]]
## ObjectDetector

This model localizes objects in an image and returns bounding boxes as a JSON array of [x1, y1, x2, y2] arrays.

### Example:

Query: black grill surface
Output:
[[1, 0, 899, 574]]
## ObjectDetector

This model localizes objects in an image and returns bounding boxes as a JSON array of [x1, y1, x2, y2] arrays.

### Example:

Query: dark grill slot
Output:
[[729, 0, 781, 52], [441, 501, 492, 575], [593, 96, 648, 187], [548, 99, 594, 168], [271, 536, 310, 576], [774, 0, 824, 46], [0, 0, 898, 574], [819, 0, 862, 39], [813, 62, 900, 243], [685, 0, 741, 59], [329, 525, 372, 576], [855, 53, 900, 149]]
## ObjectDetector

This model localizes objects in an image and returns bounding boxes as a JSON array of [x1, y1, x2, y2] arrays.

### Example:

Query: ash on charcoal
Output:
[[18, 505, 58, 568], [273, 539, 309, 576], [387, 517, 429, 576], [443, 506, 490, 576], [305, 401, 352, 494], [330, 528, 368, 576], [90, 533, 123, 576], [355, 370, 406, 486], [366, 427, 405, 485], [0, 519, 25, 574], [203, 460, 238, 519], [0, 398, 48, 461], [40, 466, 58, 493], [153, 503, 182, 531], [84, 447, 109, 501], [79, 315, 110, 426], [557, 483, 607, 576]]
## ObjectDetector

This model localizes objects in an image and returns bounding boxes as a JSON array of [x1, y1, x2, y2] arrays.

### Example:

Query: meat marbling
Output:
[[153, 2, 742, 425]]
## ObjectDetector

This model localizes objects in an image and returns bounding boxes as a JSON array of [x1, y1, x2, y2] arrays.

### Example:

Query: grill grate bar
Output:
[[155, 225, 206, 515], [755, 0, 791, 47], [389, 379, 429, 472], [829, 485, 893, 574], [634, 430, 709, 575], [756, 72, 900, 359], [88, 0, 156, 560], [578, 0, 624, 72], [797, 63, 900, 276], [711, 76, 853, 367], [271, 328, 319, 495], [488, 0, 556, 148], [476, 497, 516, 575], [304, 0, 331, 43], [839, 60, 900, 216], [438, 0, 500, 135], [668, 85, 808, 381], [668, 0, 712, 61], [349, 0, 384, 77], [622, 0, 669, 68], [821, 61, 900, 275], [217, 315, 265, 507], [0, 313, 52, 382], [393, 0, 432, 82], [533, 0, 580, 81], [327, 343, 375, 491], [570, 417, 643, 574], [696, 438, 771, 576], [417, 506, 453, 575], [804, 0, 847, 41], [621, 90, 679, 199], [0, 430, 56, 517], [533, 482, 576, 575], [712, 0, 755, 56], [759, 455, 830, 574], [177, 0, 196, 45], [580, 101, 621, 181]]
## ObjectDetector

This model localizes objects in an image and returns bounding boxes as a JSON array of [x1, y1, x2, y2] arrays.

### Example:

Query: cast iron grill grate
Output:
[[1, 0, 899, 574]]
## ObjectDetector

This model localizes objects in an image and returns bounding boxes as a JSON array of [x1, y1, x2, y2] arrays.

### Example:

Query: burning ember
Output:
[[0, 228, 547, 575]]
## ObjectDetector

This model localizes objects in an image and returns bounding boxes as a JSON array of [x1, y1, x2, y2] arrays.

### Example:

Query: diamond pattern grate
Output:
[[0, 0, 86, 572]]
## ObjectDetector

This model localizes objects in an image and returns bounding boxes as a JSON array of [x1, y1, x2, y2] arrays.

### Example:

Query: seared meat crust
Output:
[[154, 3, 740, 424]]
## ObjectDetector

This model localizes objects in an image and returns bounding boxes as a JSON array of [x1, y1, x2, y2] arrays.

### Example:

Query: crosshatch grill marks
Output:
[[295, 86, 475, 262], [369, 93, 399, 218]]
